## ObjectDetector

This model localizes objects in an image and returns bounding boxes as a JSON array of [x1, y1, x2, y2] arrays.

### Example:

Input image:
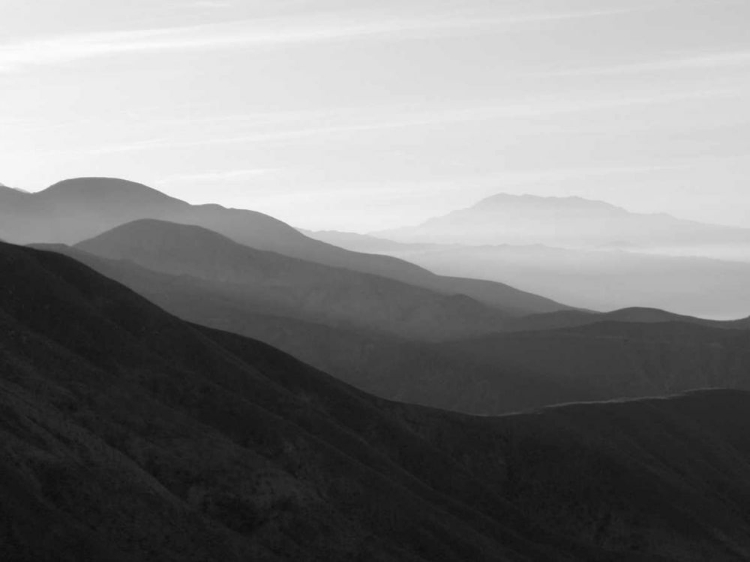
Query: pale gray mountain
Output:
[[382, 244, 750, 319], [300, 229, 438, 253], [74, 219, 515, 341], [0, 177, 570, 315], [304, 228, 750, 319], [375, 193, 750, 258]]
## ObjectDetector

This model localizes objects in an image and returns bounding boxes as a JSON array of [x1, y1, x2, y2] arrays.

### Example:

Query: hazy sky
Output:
[[2, 0, 749, 231]]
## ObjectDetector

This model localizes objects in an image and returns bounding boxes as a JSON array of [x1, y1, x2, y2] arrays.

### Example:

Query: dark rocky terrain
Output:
[[3, 240, 750, 561], [446, 320, 750, 407]]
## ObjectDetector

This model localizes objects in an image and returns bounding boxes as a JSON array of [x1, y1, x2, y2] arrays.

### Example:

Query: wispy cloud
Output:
[[62, 88, 738, 157], [545, 51, 750, 77], [153, 168, 275, 184], [0, 8, 642, 73]]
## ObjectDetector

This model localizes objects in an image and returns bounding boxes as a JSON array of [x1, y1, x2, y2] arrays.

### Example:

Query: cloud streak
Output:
[[545, 51, 750, 77], [0, 8, 642, 73], [62, 88, 738, 157], [153, 168, 275, 184]]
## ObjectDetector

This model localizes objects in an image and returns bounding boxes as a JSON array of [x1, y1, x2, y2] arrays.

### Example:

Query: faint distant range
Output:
[[305, 233, 750, 319], [374, 193, 750, 261], [305, 193, 750, 319]]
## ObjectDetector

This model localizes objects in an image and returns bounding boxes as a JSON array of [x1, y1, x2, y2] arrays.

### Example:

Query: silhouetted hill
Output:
[[74, 219, 514, 340], [36, 242, 591, 414], [446, 320, 750, 403], [0, 177, 569, 315], [3, 240, 750, 560], [41, 240, 750, 417], [507, 307, 750, 332], [376, 193, 750, 255]]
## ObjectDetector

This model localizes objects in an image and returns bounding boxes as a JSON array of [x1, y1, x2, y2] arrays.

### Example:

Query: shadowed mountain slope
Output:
[[37, 242, 591, 414], [44, 228, 750, 415], [2, 241, 750, 560], [506, 307, 750, 332], [40, 223, 750, 415], [74, 219, 512, 340], [0, 177, 569, 315], [446, 320, 750, 403]]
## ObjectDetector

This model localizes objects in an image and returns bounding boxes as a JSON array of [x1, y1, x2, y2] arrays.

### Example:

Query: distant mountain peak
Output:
[[472, 192, 626, 214], [0, 183, 31, 195], [90, 217, 236, 246], [39, 177, 182, 204]]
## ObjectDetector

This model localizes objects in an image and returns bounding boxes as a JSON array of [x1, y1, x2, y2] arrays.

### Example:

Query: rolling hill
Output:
[[506, 307, 750, 332], [308, 233, 750, 319], [0, 178, 569, 316], [445, 320, 750, 403], [73, 219, 514, 340], [3, 240, 750, 560], [39, 230, 750, 417], [37, 238, 586, 415]]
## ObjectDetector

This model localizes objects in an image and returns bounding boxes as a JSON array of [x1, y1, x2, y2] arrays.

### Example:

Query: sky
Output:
[[1, 0, 749, 231]]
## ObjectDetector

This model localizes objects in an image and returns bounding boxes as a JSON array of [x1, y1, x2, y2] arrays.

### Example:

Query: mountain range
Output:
[[375, 193, 750, 259], [0, 178, 568, 316], [3, 177, 750, 414], [74, 219, 512, 341], [310, 213, 750, 319], [29, 219, 750, 417], [36, 227, 590, 415], [4, 239, 750, 561]]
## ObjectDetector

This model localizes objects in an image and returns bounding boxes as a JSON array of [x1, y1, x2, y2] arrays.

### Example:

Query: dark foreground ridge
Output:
[[39, 231, 750, 416], [2, 240, 750, 561]]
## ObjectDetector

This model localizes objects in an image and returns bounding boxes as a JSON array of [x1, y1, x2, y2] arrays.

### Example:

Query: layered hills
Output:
[[0, 178, 568, 316], [32, 220, 750, 416], [3, 239, 750, 561], [74, 219, 509, 341], [309, 228, 750, 319]]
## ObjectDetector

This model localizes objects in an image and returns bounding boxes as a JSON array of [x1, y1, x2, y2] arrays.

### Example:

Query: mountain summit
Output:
[[38, 177, 182, 205], [472, 193, 627, 215], [377, 192, 750, 252]]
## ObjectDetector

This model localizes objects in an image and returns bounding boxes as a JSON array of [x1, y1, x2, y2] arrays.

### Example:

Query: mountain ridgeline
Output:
[[2, 176, 746, 416], [0, 178, 568, 316], [309, 194, 750, 318], [375, 192, 750, 254], [74, 219, 510, 341], [3, 240, 750, 561], [36, 222, 750, 416]]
